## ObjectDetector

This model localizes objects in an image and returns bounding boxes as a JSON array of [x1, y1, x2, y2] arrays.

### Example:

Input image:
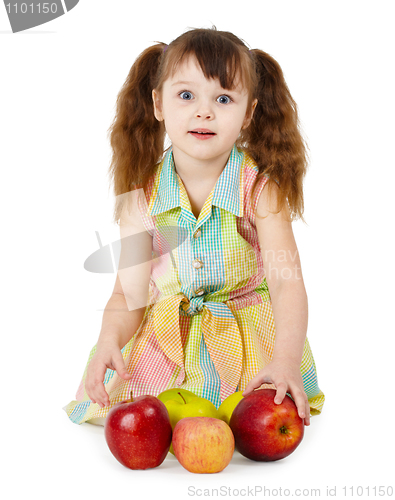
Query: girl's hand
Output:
[[242, 358, 311, 426], [85, 340, 132, 408]]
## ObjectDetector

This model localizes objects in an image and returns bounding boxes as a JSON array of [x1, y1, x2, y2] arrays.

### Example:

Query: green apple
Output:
[[165, 394, 219, 427], [217, 391, 244, 425], [158, 389, 219, 455], [157, 388, 198, 405]]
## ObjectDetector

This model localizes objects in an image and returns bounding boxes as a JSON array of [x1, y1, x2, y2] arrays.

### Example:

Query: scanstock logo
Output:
[[3, 0, 79, 33]]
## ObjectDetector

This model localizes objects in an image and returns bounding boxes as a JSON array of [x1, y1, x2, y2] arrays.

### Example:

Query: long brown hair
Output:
[[107, 27, 309, 224]]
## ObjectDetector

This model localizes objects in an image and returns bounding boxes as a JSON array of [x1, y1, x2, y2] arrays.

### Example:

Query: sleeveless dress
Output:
[[63, 144, 325, 425]]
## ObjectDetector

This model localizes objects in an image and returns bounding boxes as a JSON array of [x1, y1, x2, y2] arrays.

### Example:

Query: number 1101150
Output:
[[5, 3, 59, 14], [343, 486, 393, 496]]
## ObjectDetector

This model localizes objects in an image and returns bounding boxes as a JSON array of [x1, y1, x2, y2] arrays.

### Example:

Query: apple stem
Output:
[[130, 390, 133, 402], [178, 392, 187, 404]]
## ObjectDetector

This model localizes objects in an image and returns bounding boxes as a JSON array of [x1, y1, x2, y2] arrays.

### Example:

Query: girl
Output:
[[64, 27, 325, 426]]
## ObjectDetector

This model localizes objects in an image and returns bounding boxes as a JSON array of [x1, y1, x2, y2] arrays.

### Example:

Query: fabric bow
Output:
[[152, 294, 243, 402]]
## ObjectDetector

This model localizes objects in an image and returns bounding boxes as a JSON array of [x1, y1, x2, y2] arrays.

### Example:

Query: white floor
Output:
[[9, 398, 390, 500]]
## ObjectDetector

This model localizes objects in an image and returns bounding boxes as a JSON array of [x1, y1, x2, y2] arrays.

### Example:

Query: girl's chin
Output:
[[171, 141, 237, 163]]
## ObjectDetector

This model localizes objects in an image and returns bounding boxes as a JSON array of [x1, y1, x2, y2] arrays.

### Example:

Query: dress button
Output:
[[195, 287, 204, 296], [192, 259, 203, 269], [193, 229, 201, 238]]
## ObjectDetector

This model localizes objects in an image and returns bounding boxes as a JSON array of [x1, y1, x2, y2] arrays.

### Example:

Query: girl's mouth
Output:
[[188, 129, 216, 140]]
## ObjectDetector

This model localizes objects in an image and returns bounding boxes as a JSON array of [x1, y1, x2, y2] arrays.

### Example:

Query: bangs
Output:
[[160, 28, 254, 94]]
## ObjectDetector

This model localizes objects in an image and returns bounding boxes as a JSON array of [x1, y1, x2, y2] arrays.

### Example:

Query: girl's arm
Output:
[[97, 278, 149, 352], [99, 189, 153, 347], [86, 190, 153, 407], [243, 182, 311, 425]]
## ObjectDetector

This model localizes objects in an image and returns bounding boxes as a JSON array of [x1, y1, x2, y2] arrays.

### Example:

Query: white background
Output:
[[1, 1, 394, 498]]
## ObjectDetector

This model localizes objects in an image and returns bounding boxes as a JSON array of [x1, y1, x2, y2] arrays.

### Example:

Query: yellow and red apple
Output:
[[157, 388, 219, 455], [172, 417, 235, 473]]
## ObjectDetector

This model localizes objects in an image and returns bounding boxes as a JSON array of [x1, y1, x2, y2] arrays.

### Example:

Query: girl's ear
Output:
[[242, 98, 258, 130], [152, 89, 164, 122]]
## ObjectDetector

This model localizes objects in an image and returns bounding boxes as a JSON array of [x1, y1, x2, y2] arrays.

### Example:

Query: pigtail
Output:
[[107, 43, 167, 224], [242, 49, 309, 223]]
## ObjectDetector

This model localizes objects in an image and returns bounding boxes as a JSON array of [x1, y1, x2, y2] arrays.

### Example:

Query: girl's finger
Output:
[[96, 384, 110, 407], [304, 399, 311, 425], [112, 351, 132, 379], [274, 382, 287, 404], [243, 368, 275, 396], [242, 382, 255, 396], [290, 388, 308, 420], [242, 374, 264, 395], [89, 377, 108, 406]]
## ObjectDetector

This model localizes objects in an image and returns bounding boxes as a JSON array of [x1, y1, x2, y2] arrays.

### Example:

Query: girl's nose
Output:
[[196, 111, 212, 119], [195, 101, 214, 119]]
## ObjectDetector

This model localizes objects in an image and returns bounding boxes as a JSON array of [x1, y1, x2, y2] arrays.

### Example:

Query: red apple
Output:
[[104, 392, 172, 470], [229, 388, 304, 461], [172, 417, 235, 473]]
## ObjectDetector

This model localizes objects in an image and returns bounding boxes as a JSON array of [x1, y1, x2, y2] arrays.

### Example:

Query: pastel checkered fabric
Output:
[[63, 144, 325, 424]]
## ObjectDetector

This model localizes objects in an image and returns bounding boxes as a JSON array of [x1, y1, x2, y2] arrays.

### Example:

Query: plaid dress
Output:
[[63, 144, 325, 424]]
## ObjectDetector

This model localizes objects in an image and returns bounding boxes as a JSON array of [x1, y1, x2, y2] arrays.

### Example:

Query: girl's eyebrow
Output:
[[171, 80, 242, 94], [171, 80, 194, 86]]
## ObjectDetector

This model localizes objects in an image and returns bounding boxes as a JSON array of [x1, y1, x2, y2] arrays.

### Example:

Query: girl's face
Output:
[[153, 56, 257, 169]]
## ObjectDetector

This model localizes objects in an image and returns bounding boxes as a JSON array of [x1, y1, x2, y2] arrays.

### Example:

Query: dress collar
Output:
[[146, 143, 244, 218]]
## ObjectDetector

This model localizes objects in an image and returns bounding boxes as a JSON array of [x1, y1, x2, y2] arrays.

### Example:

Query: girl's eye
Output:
[[217, 95, 232, 104], [179, 91, 193, 100]]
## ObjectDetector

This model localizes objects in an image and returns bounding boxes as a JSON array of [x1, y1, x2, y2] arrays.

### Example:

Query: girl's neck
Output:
[[172, 145, 232, 185]]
